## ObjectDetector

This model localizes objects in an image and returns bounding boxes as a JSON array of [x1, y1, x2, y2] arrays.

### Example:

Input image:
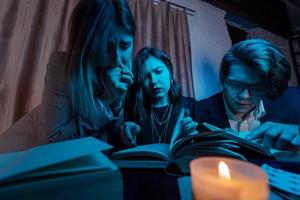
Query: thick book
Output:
[[0, 137, 123, 200], [111, 119, 300, 174], [111, 132, 246, 174], [201, 122, 300, 162]]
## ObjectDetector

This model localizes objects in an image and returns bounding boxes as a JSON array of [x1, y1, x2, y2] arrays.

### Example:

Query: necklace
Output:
[[151, 104, 171, 126], [151, 104, 173, 143]]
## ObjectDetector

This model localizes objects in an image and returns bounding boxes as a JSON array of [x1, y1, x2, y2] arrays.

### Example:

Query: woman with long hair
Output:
[[44, 0, 136, 142], [0, 0, 135, 152], [121, 47, 198, 146]]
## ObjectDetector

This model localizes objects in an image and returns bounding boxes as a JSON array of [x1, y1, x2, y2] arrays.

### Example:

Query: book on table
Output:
[[200, 122, 300, 162], [110, 110, 300, 174], [0, 137, 123, 200]]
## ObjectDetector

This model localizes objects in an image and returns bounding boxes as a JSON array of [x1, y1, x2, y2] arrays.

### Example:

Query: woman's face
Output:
[[142, 56, 171, 104], [96, 26, 134, 99], [106, 26, 134, 69]]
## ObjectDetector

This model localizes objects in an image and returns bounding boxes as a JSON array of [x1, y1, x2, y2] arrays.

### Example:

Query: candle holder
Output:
[[190, 157, 269, 200]]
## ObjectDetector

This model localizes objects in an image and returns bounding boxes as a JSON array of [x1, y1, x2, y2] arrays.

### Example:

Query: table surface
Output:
[[120, 160, 300, 200], [177, 176, 295, 200]]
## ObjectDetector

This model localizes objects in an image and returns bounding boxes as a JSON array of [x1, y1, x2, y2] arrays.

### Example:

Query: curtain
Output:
[[0, 0, 194, 134], [0, 0, 79, 134]]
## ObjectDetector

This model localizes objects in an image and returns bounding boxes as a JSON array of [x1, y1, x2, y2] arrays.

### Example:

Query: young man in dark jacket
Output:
[[196, 39, 300, 151]]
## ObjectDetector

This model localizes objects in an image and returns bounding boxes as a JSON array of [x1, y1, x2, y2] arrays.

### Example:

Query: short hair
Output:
[[126, 47, 181, 122], [220, 39, 291, 98], [65, 0, 135, 121]]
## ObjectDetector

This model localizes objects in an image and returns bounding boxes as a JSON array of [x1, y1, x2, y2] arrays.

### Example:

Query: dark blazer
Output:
[[195, 87, 300, 131]]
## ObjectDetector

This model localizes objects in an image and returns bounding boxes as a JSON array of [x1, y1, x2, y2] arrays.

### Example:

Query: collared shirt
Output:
[[223, 96, 265, 135]]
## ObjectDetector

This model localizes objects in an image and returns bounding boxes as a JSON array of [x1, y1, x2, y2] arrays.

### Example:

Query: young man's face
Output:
[[223, 63, 267, 116]]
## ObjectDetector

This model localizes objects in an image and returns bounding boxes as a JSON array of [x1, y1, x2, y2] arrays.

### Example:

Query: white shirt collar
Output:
[[223, 95, 265, 132]]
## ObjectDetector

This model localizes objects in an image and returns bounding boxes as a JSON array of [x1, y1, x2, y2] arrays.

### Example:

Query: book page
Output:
[[6, 152, 114, 183], [111, 143, 171, 161], [170, 108, 185, 150], [271, 149, 300, 162], [170, 131, 236, 155], [201, 122, 271, 156], [0, 137, 111, 182], [262, 164, 300, 197], [113, 160, 169, 169], [171, 135, 245, 160], [202, 122, 300, 161]]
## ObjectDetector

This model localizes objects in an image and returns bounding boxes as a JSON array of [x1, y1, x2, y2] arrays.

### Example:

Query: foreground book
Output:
[[0, 137, 123, 200], [111, 119, 300, 174]]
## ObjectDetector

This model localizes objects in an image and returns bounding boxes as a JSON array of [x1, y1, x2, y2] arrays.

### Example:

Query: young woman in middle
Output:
[[122, 47, 199, 146]]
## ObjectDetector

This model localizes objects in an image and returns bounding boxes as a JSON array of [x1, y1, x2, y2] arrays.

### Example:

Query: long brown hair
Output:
[[65, 0, 135, 122]]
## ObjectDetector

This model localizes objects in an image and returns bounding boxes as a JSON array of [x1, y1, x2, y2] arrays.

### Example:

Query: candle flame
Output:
[[218, 161, 231, 180]]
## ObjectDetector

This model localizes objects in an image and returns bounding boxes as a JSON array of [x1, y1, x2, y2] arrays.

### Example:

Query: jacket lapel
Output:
[[209, 92, 230, 129]]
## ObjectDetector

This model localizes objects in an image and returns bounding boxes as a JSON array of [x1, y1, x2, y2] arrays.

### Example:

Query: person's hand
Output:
[[246, 121, 300, 150], [180, 110, 199, 137], [175, 109, 198, 138], [120, 121, 141, 147], [170, 108, 198, 145], [103, 61, 133, 97]]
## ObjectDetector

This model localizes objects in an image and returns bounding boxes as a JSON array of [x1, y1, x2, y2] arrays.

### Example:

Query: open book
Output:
[[111, 131, 246, 173], [201, 122, 300, 162], [0, 137, 123, 200], [110, 110, 240, 173], [111, 111, 300, 174]]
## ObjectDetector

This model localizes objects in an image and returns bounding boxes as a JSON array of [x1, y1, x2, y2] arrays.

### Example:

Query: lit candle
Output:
[[190, 157, 268, 200]]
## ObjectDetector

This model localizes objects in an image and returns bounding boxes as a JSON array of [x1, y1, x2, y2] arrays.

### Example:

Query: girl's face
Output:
[[142, 56, 171, 104], [106, 26, 134, 69]]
